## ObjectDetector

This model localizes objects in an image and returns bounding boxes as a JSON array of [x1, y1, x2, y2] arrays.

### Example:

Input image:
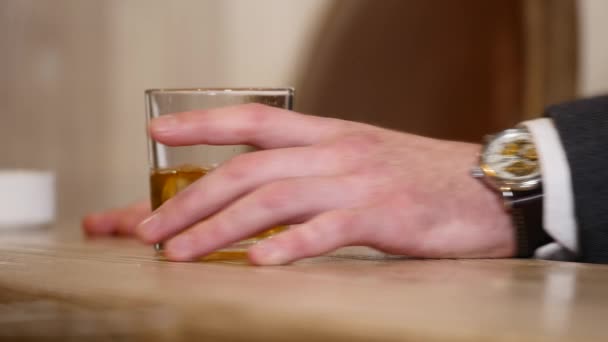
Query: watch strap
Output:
[[510, 190, 553, 257]]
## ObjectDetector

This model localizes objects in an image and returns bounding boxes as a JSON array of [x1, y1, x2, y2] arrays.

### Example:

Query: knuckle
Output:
[[285, 226, 317, 253], [325, 211, 354, 235], [325, 209, 372, 244], [306, 210, 351, 237]]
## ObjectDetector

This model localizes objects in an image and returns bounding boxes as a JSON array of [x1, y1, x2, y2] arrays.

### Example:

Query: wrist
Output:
[[467, 144, 517, 257], [472, 126, 549, 258]]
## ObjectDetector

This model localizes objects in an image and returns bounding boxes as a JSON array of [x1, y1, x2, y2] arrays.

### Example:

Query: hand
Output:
[[82, 200, 150, 236], [84, 104, 515, 264]]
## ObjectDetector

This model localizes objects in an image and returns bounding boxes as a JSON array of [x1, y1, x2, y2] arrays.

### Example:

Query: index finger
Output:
[[149, 103, 355, 149]]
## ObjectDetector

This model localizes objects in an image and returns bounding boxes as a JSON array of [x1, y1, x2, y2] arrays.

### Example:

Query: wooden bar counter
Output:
[[1, 222, 607, 341]]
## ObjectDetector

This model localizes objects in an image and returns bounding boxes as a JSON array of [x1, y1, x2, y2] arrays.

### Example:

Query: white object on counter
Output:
[[0, 170, 56, 228]]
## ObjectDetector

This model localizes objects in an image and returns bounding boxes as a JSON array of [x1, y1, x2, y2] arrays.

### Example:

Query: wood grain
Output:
[[1, 223, 608, 341]]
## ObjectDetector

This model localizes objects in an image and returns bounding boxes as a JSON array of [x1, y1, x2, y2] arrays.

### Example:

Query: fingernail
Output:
[[135, 214, 161, 241], [151, 115, 179, 133]]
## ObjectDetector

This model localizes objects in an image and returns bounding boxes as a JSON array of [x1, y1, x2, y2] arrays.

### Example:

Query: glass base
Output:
[[154, 238, 260, 262]]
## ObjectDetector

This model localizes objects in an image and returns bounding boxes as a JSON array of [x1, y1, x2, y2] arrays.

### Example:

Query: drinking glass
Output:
[[145, 88, 294, 259]]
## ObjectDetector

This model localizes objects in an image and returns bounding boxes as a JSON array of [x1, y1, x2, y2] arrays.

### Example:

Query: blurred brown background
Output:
[[0, 0, 607, 221]]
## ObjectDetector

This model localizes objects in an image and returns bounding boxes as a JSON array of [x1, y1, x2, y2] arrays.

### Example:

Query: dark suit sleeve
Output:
[[545, 95, 608, 263]]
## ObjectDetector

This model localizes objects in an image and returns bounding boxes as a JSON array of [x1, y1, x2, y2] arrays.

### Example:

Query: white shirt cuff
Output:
[[521, 118, 578, 258]]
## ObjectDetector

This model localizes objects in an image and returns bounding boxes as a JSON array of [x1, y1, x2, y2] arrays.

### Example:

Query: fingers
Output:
[[149, 103, 354, 149], [82, 200, 150, 236], [135, 146, 343, 244], [162, 176, 359, 261], [113, 201, 152, 236], [248, 208, 368, 265]]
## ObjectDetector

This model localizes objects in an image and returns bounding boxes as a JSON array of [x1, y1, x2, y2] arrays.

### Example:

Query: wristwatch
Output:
[[471, 126, 553, 257]]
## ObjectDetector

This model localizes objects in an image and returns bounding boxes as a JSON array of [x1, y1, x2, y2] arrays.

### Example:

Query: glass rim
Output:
[[145, 87, 294, 95]]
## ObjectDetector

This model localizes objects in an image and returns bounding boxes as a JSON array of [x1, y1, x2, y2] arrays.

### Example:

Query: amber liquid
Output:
[[149, 165, 285, 260]]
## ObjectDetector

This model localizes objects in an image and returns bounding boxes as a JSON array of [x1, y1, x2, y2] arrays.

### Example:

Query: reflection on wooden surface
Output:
[[1, 223, 607, 341]]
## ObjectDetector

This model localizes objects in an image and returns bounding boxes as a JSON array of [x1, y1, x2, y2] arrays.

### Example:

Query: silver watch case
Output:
[[472, 127, 542, 193]]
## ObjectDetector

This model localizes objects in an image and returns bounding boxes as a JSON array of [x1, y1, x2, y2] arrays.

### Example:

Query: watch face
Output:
[[481, 128, 541, 190]]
